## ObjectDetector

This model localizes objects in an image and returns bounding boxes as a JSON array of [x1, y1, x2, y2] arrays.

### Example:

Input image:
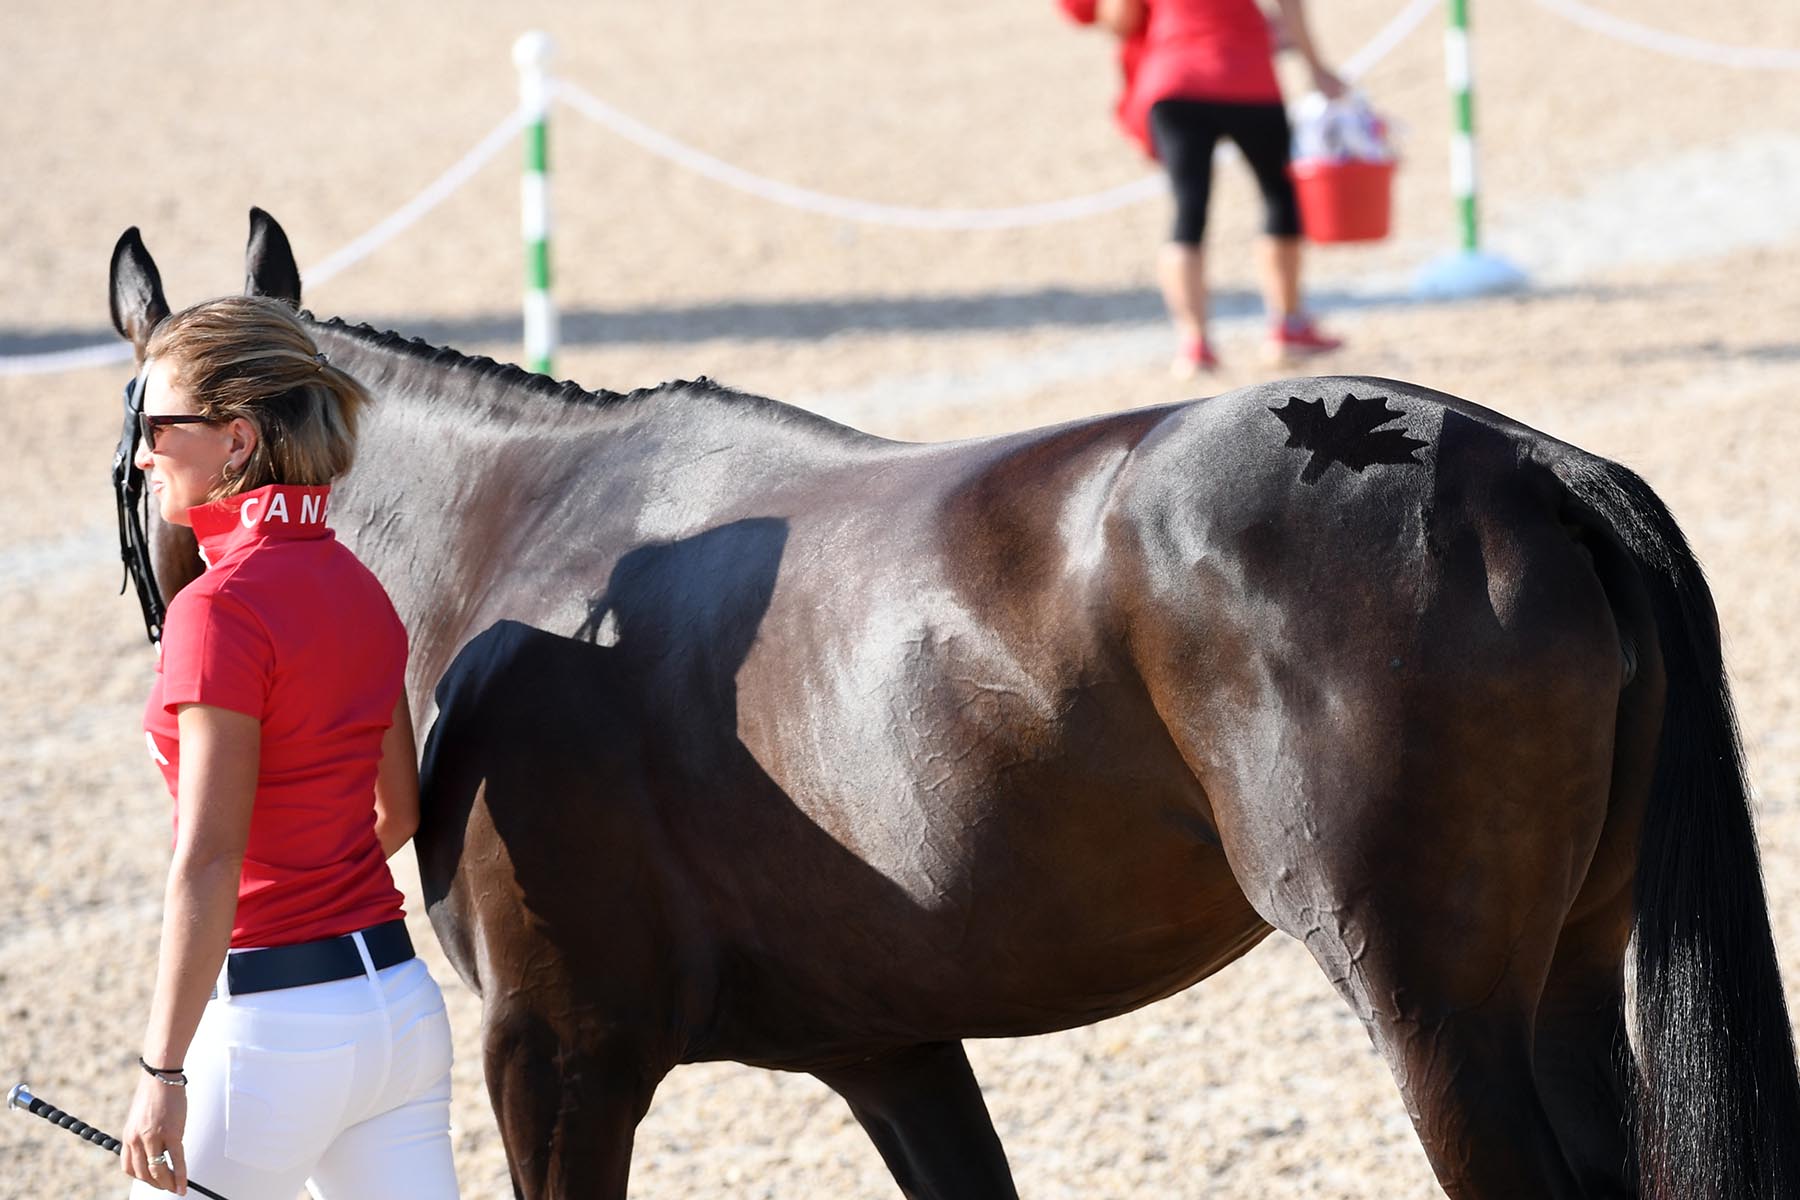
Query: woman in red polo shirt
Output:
[[1063, 0, 1346, 375], [119, 296, 458, 1199]]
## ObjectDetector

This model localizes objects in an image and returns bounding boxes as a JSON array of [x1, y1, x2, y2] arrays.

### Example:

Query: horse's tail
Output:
[[1560, 455, 1800, 1199]]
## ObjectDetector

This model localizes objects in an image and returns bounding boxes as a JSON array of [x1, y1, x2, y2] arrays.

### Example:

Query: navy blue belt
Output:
[[213, 920, 414, 998]]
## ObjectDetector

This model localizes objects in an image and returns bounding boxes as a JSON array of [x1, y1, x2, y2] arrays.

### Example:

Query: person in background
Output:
[[1062, 0, 1348, 376], [119, 295, 459, 1199]]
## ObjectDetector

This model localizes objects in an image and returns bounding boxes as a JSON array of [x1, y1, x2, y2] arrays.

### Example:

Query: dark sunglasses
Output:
[[138, 411, 215, 450], [123, 377, 215, 450]]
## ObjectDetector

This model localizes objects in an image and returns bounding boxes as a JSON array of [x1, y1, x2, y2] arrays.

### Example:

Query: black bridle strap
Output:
[[113, 370, 167, 644], [7, 1082, 233, 1200]]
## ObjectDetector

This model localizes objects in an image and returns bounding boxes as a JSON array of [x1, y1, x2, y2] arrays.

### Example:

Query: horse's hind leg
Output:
[[1290, 861, 1591, 1198], [1531, 643, 1658, 1198], [483, 1003, 667, 1200], [813, 1041, 1020, 1200], [1532, 886, 1636, 1196], [1227, 705, 1617, 1196]]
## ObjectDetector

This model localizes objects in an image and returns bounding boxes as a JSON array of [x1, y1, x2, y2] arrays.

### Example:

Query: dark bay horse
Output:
[[108, 211, 1799, 1199]]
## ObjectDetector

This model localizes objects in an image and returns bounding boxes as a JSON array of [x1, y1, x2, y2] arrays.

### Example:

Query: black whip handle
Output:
[[8, 1083, 231, 1200], [18, 1088, 122, 1153]]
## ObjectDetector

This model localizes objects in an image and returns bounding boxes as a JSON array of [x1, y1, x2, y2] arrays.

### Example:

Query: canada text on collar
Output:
[[187, 484, 333, 566]]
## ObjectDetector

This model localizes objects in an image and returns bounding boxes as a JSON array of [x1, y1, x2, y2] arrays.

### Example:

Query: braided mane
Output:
[[301, 311, 736, 410]]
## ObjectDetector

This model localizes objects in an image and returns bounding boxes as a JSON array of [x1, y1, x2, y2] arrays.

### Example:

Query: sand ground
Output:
[[3, 1, 1798, 1196]]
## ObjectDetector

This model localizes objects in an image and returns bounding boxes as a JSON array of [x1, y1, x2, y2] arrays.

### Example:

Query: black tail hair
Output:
[[1563, 456, 1800, 1199]]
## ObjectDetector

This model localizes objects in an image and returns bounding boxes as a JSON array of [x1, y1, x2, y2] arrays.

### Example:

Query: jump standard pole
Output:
[[515, 30, 558, 375], [1412, 0, 1526, 297]]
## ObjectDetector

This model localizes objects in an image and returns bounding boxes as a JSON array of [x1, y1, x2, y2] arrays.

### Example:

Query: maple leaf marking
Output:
[[1269, 393, 1429, 484]]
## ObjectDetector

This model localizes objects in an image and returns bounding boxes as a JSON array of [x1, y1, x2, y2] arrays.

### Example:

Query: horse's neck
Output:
[[304, 323, 591, 656], [300, 319, 906, 715], [303, 320, 761, 712]]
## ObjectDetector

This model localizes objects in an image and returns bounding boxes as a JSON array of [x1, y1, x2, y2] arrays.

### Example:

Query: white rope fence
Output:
[[0, 336, 134, 377], [0, 0, 1437, 377], [8, 0, 1794, 377], [0, 110, 527, 378], [561, 79, 1165, 232], [555, 0, 1439, 231], [1529, 0, 1800, 71], [307, 111, 529, 289], [1343, 0, 1443, 79]]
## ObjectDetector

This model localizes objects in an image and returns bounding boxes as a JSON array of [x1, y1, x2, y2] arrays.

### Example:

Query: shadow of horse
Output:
[[419, 519, 1025, 1195]]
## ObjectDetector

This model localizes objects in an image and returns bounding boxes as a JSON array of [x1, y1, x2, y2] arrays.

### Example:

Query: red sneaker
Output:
[[1171, 336, 1221, 380], [1267, 316, 1344, 363]]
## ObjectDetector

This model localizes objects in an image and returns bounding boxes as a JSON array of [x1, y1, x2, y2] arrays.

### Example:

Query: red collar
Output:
[[188, 484, 334, 567]]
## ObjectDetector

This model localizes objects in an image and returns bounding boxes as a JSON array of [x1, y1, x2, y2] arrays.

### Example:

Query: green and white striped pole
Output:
[[1446, 0, 1479, 251], [1412, 0, 1525, 297], [514, 31, 556, 375]]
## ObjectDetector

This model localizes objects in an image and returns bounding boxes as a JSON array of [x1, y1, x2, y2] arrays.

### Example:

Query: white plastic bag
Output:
[[1290, 90, 1396, 163]]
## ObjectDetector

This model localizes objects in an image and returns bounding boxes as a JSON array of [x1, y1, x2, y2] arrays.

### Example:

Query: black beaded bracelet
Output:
[[137, 1056, 187, 1086]]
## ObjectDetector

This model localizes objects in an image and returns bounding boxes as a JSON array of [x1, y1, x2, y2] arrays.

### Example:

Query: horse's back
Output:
[[417, 375, 1636, 1069], [417, 396, 1274, 1058]]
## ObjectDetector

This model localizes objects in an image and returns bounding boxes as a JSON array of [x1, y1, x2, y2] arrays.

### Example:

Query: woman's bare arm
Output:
[[1272, 0, 1346, 97], [142, 704, 256, 1068], [374, 690, 420, 858], [123, 702, 258, 1191]]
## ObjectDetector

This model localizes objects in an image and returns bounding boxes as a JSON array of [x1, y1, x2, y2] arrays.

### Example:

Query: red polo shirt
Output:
[[1062, 0, 1282, 156], [144, 484, 407, 948]]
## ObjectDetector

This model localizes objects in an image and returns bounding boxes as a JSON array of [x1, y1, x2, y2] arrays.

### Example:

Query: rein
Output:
[[112, 371, 166, 644]]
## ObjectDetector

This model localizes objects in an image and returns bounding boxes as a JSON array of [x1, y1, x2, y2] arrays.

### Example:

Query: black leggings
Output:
[[1148, 97, 1301, 245]]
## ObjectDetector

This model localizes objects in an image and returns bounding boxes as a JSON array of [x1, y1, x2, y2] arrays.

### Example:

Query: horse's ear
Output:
[[244, 207, 302, 307], [109, 227, 170, 349]]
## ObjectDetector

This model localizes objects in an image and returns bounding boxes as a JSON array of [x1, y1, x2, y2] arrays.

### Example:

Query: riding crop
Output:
[[7, 1082, 232, 1200]]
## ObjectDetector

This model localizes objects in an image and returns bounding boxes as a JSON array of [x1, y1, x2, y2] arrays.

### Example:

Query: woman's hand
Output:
[[1310, 63, 1348, 100], [122, 1073, 189, 1194], [1274, 0, 1347, 98]]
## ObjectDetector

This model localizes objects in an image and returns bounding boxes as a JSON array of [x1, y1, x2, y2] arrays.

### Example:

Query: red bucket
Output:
[[1287, 158, 1396, 243]]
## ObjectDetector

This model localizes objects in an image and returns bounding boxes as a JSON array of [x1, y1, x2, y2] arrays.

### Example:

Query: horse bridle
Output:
[[113, 365, 167, 645]]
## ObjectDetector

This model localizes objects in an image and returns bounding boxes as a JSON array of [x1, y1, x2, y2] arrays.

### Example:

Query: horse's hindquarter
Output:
[[1115, 378, 1628, 1013]]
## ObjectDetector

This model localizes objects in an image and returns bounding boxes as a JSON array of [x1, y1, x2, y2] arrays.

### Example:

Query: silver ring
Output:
[[150, 1149, 173, 1172]]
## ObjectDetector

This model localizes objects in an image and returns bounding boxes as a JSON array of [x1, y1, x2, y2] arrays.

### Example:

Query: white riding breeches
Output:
[[128, 948, 458, 1200]]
